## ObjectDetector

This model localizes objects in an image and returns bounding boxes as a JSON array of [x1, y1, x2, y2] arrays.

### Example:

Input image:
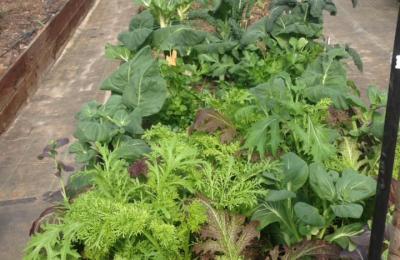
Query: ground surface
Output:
[[0, 0, 397, 259], [325, 0, 398, 92], [0, 0, 68, 77], [0, 0, 136, 258]]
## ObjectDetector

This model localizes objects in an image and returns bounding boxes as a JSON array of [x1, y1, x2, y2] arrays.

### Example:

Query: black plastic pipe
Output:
[[368, 6, 400, 259]]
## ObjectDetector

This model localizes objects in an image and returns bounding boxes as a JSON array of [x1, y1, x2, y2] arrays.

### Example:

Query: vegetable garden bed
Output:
[[24, 0, 395, 259]]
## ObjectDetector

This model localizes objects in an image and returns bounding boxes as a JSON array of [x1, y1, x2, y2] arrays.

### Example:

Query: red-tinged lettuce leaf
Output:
[[193, 199, 259, 259], [267, 240, 341, 260], [189, 109, 237, 143]]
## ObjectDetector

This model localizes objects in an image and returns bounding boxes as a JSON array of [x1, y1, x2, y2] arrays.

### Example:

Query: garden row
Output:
[[24, 0, 391, 259]]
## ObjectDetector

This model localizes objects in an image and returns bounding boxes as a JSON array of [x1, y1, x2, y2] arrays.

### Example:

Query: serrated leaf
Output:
[[194, 199, 260, 258], [244, 116, 282, 156], [291, 116, 338, 162]]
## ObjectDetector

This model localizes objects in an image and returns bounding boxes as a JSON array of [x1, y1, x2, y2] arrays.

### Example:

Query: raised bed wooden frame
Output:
[[0, 0, 95, 134]]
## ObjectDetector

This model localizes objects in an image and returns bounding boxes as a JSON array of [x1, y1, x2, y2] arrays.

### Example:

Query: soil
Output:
[[0, 0, 68, 78]]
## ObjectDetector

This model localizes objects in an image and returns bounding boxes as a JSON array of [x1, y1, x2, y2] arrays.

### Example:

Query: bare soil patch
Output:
[[0, 0, 68, 77]]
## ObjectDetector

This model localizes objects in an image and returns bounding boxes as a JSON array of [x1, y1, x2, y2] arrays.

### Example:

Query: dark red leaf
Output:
[[189, 109, 236, 143], [129, 158, 149, 178]]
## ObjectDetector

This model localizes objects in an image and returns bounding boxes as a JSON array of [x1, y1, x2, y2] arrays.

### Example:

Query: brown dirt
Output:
[[0, 0, 68, 78]]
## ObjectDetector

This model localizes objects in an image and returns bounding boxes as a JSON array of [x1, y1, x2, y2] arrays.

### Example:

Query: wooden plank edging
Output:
[[0, 0, 95, 134]]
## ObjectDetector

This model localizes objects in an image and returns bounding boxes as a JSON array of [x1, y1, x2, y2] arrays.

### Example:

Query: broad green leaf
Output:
[[330, 203, 363, 219], [335, 169, 376, 203], [251, 202, 289, 230], [300, 48, 354, 109], [309, 163, 336, 201], [113, 137, 150, 161], [250, 73, 293, 113], [193, 41, 238, 54], [77, 101, 99, 120], [265, 190, 296, 201], [281, 153, 309, 192], [74, 121, 111, 143], [112, 109, 131, 127], [152, 26, 206, 53], [121, 46, 168, 116], [69, 141, 97, 164], [118, 28, 153, 51], [325, 223, 364, 249], [129, 10, 154, 30], [294, 202, 324, 226], [105, 44, 132, 62], [100, 57, 136, 94], [124, 109, 144, 135], [241, 17, 268, 45]]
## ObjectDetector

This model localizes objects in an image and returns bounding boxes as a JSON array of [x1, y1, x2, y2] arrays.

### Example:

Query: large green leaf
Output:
[[241, 17, 268, 45], [309, 163, 336, 201], [299, 48, 355, 109], [113, 137, 150, 161], [118, 29, 153, 51], [281, 153, 309, 192], [252, 202, 290, 230], [330, 203, 364, 219], [325, 223, 364, 248], [265, 190, 296, 201], [105, 44, 132, 62], [121, 46, 168, 116], [294, 202, 324, 226], [100, 59, 135, 94], [335, 169, 376, 203], [69, 141, 97, 164], [152, 26, 206, 53], [74, 121, 111, 143], [129, 10, 154, 31]]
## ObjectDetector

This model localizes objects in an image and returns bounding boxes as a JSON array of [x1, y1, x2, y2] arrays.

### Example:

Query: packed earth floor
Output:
[[0, 0, 397, 259]]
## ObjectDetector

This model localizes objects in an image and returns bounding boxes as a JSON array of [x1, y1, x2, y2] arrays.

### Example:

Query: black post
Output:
[[368, 6, 400, 259]]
